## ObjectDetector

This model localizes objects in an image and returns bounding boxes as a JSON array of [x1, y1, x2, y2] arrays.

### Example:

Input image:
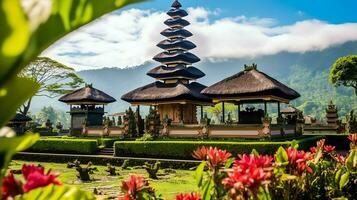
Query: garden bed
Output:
[[114, 136, 323, 159]]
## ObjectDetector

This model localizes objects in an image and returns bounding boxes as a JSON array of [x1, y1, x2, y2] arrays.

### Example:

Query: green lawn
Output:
[[9, 160, 198, 199]]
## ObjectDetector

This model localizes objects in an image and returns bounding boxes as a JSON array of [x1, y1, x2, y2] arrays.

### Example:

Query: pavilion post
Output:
[[264, 101, 267, 116], [277, 102, 281, 117], [200, 105, 203, 120], [180, 104, 184, 122], [237, 103, 241, 124], [137, 105, 140, 114], [222, 102, 225, 123]]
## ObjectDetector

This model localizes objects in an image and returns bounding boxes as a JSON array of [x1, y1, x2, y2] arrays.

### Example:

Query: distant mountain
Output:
[[31, 41, 357, 119]]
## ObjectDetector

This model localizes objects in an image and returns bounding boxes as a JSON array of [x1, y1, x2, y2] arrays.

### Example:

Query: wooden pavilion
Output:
[[59, 84, 116, 134], [201, 64, 300, 124], [121, 0, 211, 124]]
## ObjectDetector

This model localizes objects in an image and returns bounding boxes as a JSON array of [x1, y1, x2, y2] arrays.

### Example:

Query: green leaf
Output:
[[0, 133, 39, 181], [346, 149, 356, 170], [275, 146, 288, 164], [335, 169, 342, 184], [290, 140, 299, 149], [225, 157, 235, 168], [0, 77, 40, 127], [195, 161, 206, 187], [251, 148, 260, 156], [15, 185, 95, 200], [339, 172, 350, 189], [201, 177, 214, 200]]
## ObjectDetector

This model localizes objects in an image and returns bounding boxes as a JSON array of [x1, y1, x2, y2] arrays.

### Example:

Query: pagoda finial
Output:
[[171, 0, 182, 8]]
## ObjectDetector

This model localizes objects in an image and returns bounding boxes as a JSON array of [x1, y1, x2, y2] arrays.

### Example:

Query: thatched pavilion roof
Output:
[[121, 81, 211, 104], [201, 67, 300, 102], [147, 65, 205, 80], [10, 113, 32, 122], [59, 84, 116, 104], [281, 105, 301, 114]]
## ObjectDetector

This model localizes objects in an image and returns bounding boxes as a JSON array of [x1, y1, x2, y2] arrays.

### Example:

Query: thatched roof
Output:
[[167, 8, 187, 18], [59, 85, 116, 104], [10, 113, 32, 122], [171, 0, 182, 8], [281, 105, 301, 114], [157, 39, 196, 51], [202, 68, 300, 101], [147, 65, 205, 80], [161, 28, 192, 38], [153, 52, 200, 65], [121, 81, 211, 103], [164, 18, 190, 27]]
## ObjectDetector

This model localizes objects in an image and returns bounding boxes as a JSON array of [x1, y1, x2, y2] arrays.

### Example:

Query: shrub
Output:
[[28, 138, 98, 154], [114, 136, 322, 159]]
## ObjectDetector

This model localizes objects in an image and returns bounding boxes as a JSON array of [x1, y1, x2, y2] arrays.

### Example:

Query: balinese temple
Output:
[[59, 84, 116, 134], [202, 64, 300, 124], [122, 0, 211, 124], [7, 113, 32, 134], [326, 100, 338, 127]]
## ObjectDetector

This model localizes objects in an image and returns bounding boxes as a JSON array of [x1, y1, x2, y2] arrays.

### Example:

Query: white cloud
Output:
[[43, 7, 357, 70]]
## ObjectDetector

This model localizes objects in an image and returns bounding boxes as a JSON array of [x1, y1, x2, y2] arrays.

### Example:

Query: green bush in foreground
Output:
[[114, 136, 323, 159], [28, 139, 98, 154]]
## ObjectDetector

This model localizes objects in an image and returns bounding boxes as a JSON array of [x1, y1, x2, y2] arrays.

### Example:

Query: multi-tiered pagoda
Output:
[[326, 100, 339, 128], [122, 0, 211, 124]]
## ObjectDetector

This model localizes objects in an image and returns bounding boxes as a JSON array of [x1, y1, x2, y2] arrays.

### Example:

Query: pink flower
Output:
[[348, 134, 357, 143], [22, 164, 62, 192], [1, 173, 23, 199], [176, 192, 201, 200], [323, 145, 336, 153]]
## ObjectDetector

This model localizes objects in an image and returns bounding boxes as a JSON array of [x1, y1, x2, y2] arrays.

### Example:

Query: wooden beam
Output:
[[222, 102, 225, 123], [200, 105, 203, 120], [264, 101, 267, 115]]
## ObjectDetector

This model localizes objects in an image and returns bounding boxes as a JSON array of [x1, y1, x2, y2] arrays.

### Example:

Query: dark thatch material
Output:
[[171, 0, 182, 8], [147, 65, 205, 80], [167, 9, 188, 17], [153, 52, 200, 64], [281, 105, 301, 114], [121, 81, 211, 103], [202, 69, 300, 101], [160, 28, 193, 38], [157, 39, 196, 51], [10, 113, 32, 122], [164, 18, 190, 27], [59, 85, 116, 104]]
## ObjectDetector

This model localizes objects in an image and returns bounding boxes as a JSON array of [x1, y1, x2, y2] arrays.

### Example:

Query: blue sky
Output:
[[44, 0, 357, 70], [125, 0, 357, 24]]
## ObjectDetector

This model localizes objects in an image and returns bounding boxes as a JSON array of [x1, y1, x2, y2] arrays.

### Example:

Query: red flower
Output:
[[22, 164, 62, 192], [176, 192, 201, 200], [309, 147, 317, 154], [193, 147, 231, 168], [234, 154, 273, 170], [206, 147, 232, 167], [348, 134, 357, 143], [192, 146, 208, 161], [285, 147, 313, 175], [118, 194, 131, 200], [323, 145, 336, 153], [334, 154, 345, 164], [120, 175, 146, 199], [2, 173, 23, 199]]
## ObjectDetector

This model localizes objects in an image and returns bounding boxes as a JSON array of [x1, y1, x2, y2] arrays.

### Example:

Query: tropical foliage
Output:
[[329, 55, 357, 96]]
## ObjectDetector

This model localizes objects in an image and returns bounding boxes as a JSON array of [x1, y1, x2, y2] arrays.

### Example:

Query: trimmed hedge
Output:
[[114, 136, 323, 159], [28, 138, 98, 154]]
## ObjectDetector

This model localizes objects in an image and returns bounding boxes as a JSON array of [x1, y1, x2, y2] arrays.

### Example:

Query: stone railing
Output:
[[82, 125, 125, 137]]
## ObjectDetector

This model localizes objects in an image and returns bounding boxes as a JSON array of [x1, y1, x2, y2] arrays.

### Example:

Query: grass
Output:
[[9, 160, 197, 199]]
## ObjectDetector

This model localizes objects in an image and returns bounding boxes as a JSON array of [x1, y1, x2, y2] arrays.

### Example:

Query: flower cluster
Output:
[[192, 146, 231, 168], [118, 175, 157, 200], [285, 147, 313, 175], [223, 154, 273, 198], [2, 164, 61, 199], [176, 192, 201, 200]]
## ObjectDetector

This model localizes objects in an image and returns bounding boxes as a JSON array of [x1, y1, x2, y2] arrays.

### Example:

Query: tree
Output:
[[329, 55, 357, 95], [18, 57, 84, 115]]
